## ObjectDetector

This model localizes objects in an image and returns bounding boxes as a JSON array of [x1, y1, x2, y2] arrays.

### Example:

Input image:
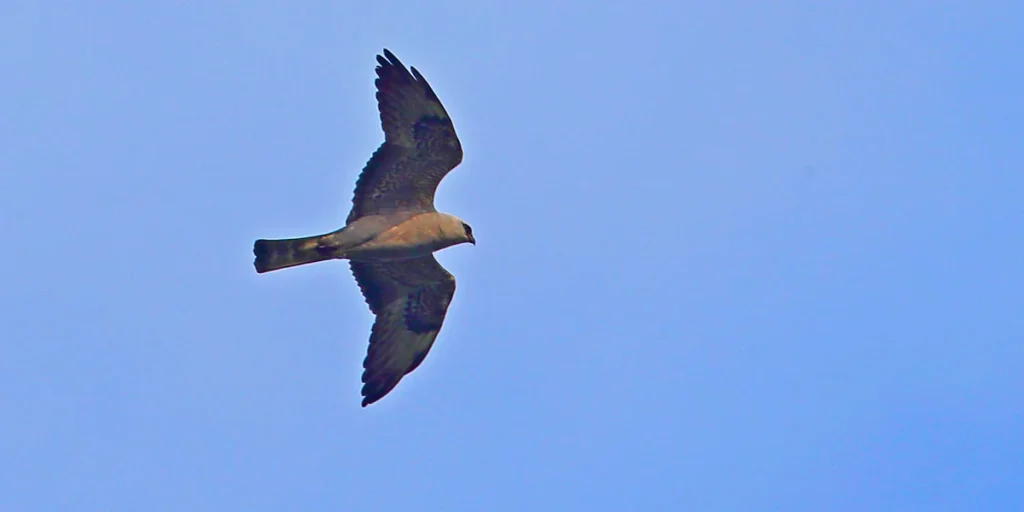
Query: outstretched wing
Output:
[[349, 255, 457, 406], [347, 49, 463, 224]]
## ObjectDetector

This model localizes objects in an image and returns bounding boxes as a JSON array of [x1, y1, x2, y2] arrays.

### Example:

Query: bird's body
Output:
[[253, 49, 475, 407], [253, 212, 470, 272]]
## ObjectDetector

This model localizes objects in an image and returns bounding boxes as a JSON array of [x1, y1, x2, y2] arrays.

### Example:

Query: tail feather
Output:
[[253, 235, 332, 273]]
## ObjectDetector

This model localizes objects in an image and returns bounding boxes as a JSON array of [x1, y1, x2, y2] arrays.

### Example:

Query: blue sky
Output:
[[2, 1, 1022, 510]]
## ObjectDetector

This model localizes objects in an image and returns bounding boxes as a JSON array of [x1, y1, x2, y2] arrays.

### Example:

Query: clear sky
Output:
[[2, 1, 1022, 510]]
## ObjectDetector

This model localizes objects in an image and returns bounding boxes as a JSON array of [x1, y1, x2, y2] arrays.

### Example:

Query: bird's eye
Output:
[[462, 223, 472, 235]]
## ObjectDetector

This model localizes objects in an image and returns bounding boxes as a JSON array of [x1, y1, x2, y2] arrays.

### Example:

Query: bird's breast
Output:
[[345, 217, 452, 261]]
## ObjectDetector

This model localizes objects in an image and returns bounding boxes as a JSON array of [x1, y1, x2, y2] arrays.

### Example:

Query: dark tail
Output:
[[253, 235, 333, 273]]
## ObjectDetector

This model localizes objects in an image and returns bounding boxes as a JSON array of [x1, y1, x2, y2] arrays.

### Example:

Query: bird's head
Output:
[[461, 221, 475, 245], [437, 213, 475, 247]]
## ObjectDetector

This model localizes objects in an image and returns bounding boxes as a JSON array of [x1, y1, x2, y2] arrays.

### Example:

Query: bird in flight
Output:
[[253, 49, 474, 407]]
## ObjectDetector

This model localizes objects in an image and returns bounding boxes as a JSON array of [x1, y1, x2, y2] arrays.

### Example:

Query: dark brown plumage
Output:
[[345, 49, 468, 407], [351, 256, 457, 406], [347, 49, 464, 224], [252, 48, 473, 408]]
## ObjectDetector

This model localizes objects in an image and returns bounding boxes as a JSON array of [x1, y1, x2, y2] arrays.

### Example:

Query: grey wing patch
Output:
[[346, 49, 464, 224], [349, 256, 457, 406]]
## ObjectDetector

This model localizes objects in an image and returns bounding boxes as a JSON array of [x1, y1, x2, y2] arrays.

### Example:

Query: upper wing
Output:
[[347, 49, 464, 224], [349, 255, 458, 406]]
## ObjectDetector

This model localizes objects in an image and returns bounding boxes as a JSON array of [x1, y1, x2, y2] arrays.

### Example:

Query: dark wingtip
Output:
[[360, 374, 394, 407], [361, 388, 380, 407], [379, 48, 399, 68], [376, 48, 411, 76]]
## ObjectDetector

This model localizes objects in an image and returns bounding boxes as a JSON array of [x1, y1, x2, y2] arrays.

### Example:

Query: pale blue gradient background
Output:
[[2, 1, 1022, 510]]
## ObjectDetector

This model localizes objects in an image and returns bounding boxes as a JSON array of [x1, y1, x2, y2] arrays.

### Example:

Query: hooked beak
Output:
[[468, 233, 476, 245]]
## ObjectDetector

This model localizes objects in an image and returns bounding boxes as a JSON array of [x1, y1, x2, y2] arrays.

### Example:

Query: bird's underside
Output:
[[252, 48, 472, 407]]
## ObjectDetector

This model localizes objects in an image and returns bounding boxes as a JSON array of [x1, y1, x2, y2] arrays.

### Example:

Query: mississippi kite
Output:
[[253, 49, 474, 407]]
